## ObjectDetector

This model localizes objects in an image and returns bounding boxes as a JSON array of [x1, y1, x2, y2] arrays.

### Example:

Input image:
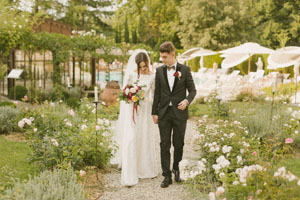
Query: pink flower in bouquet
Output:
[[252, 152, 257, 156], [285, 138, 293, 144]]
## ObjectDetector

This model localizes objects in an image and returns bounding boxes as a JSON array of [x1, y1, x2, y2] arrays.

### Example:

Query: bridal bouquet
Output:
[[119, 81, 146, 123]]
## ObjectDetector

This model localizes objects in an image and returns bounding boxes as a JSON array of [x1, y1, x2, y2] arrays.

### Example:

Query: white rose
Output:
[[130, 87, 136, 93]]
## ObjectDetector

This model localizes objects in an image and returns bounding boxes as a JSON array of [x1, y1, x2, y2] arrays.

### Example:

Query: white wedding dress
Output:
[[111, 73, 158, 186]]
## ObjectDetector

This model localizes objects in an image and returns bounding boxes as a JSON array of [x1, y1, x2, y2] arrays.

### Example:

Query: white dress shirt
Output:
[[167, 62, 177, 92], [167, 62, 177, 106]]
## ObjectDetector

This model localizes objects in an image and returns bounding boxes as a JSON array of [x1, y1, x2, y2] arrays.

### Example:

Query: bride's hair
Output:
[[135, 52, 149, 78]]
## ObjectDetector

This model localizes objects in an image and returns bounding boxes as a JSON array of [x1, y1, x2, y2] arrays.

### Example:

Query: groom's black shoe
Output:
[[172, 169, 182, 182], [161, 176, 172, 188]]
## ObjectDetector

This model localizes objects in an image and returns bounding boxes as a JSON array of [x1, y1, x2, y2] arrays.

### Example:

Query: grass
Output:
[[0, 135, 38, 192]]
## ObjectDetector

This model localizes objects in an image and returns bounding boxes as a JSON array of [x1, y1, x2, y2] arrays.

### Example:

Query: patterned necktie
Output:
[[167, 65, 175, 71]]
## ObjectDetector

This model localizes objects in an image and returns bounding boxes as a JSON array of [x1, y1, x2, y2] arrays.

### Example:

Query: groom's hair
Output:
[[159, 41, 175, 54]]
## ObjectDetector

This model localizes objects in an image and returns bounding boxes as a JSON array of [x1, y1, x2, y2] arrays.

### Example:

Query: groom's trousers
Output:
[[158, 106, 187, 178]]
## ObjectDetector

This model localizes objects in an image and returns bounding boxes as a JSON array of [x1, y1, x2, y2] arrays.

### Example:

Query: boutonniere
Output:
[[173, 71, 181, 80]]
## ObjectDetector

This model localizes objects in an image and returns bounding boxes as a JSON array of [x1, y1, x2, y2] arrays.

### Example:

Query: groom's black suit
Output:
[[152, 63, 196, 178]]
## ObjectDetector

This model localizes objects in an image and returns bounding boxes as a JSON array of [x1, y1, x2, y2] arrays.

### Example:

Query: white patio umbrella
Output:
[[221, 54, 251, 69], [220, 42, 274, 74], [267, 46, 300, 69], [267, 46, 300, 103], [178, 47, 217, 63]]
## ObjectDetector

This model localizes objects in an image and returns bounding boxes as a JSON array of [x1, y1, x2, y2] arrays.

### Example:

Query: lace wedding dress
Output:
[[111, 73, 158, 186]]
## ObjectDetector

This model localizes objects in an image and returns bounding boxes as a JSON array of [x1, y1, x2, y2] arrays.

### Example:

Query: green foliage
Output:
[[262, 82, 298, 103], [0, 107, 20, 134], [8, 85, 27, 101], [22, 99, 116, 170], [254, 0, 300, 48], [0, 101, 16, 108], [205, 92, 229, 118], [3, 168, 86, 200], [114, 0, 180, 48], [235, 90, 265, 102], [178, 0, 255, 50], [66, 97, 80, 109], [183, 118, 260, 197]]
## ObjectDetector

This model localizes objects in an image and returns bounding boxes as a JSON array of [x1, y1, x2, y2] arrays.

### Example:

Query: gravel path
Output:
[[100, 120, 199, 200]]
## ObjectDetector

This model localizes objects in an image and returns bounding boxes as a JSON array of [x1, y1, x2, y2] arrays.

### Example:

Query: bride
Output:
[[111, 49, 158, 186]]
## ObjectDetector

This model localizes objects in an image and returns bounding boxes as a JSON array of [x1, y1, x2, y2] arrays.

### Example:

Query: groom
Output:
[[152, 41, 196, 188]]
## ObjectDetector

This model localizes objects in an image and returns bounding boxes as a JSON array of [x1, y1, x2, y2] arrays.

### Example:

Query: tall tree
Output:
[[124, 14, 130, 43], [253, 0, 300, 48], [114, 0, 180, 48], [178, 0, 255, 50]]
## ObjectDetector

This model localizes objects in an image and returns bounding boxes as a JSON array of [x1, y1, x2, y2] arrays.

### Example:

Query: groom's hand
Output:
[[152, 115, 158, 124], [178, 99, 189, 110]]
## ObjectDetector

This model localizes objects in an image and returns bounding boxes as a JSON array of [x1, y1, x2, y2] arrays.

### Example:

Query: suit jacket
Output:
[[151, 63, 196, 120]]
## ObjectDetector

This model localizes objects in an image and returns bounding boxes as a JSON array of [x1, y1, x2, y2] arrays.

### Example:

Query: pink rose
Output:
[[252, 152, 257, 156], [285, 138, 294, 144]]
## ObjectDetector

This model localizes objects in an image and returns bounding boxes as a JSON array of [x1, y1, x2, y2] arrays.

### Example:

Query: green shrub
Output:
[[49, 84, 69, 101], [8, 85, 27, 100], [206, 92, 229, 118], [66, 97, 80, 109], [3, 168, 87, 200], [236, 91, 256, 102], [22, 99, 116, 170], [0, 101, 16, 108], [0, 107, 20, 134], [68, 87, 82, 99]]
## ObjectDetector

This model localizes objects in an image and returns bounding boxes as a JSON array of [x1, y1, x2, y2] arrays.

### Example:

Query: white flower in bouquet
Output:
[[125, 88, 130, 95], [130, 87, 137, 93], [29, 117, 34, 121], [219, 172, 225, 178], [34, 128, 38, 132], [240, 149, 245, 154]]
